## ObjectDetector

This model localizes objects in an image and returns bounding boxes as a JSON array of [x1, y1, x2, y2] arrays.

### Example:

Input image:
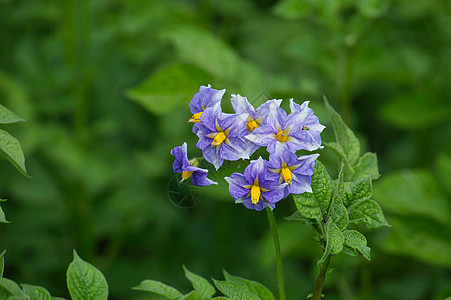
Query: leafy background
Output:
[[0, 0, 450, 299]]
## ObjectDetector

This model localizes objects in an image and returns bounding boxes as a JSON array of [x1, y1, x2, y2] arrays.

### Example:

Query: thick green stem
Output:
[[266, 207, 285, 300], [312, 255, 332, 300]]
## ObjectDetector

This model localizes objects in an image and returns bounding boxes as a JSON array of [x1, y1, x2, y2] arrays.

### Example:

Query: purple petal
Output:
[[191, 171, 218, 186], [225, 173, 251, 199], [221, 137, 249, 161], [189, 85, 225, 114], [260, 180, 287, 203], [292, 154, 319, 176], [288, 174, 312, 194], [238, 196, 274, 211], [199, 102, 222, 132], [231, 94, 258, 119], [244, 157, 267, 182], [219, 113, 248, 137], [170, 142, 190, 172], [202, 145, 223, 170]]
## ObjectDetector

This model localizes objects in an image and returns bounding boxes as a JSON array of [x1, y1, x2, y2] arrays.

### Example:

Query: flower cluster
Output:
[[171, 85, 325, 211]]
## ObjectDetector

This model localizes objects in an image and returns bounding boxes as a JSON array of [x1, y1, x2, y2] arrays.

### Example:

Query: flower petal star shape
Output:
[[171, 142, 217, 186]]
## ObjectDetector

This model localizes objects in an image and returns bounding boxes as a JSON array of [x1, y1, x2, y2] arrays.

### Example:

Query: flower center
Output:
[[181, 170, 194, 182], [211, 131, 227, 146], [276, 130, 288, 142], [246, 119, 259, 132], [281, 167, 292, 185], [188, 112, 202, 123], [250, 184, 261, 204]]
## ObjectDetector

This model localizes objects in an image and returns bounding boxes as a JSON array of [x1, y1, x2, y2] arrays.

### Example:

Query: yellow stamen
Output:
[[188, 112, 202, 123], [211, 131, 227, 146], [250, 185, 261, 204], [247, 119, 259, 132], [281, 167, 292, 185], [180, 170, 194, 183], [276, 130, 288, 142], [302, 125, 310, 131]]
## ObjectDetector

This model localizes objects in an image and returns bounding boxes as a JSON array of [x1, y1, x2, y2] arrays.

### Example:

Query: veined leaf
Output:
[[183, 266, 215, 299], [343, 230, 371, 261], [324, 97, 360, 165], [0, 250, 5, 277], [21, 284, 52, 300], [0, 104, 25, 124], [132, 280, 183, 299], [66, 250, 108, 300], [223, 270, 274, 300], [318, 222, 344, 267], [0, 129, 30, 177], [212, 279, 260, 300], [350, 152, 380, 181], [348, 199, 389, 229]]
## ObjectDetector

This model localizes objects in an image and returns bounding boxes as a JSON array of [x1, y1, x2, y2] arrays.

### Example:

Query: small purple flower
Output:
[[231, 94, 282, 156], [171, 142, 217, 186], [225, 157, 287, 211], [196, 103, 249, 170], [245, 99, 325, 153], [188, 85, 225, 127], [267, 143, 319, 197]]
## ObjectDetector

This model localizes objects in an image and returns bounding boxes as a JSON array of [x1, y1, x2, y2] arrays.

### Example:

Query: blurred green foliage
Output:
[[0, 0, 450, 299]]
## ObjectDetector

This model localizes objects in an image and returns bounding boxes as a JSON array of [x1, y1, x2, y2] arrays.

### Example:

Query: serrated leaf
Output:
[[212, 279, 260, 300], [318, 222, 344, 267], [66, 250, 108, 300], [223, 270, 274, 300], [324, 97, 360, 165], [343, 230, 371, 261], [183, 266, 215, 299], [21, 284, 51, 300], [350, 152, 380, 181], [0, 278, 26, 297], [348, 199, 389, 229], [311, 160, 332, 217], [0, 129, 30, 177], [127, 63, 210, 115], [0, 250, 5, 277], [0, 104, 25, 124], [293, 193, 323, 222], [351, 177, 373, 202], [132, 280, 183, 299], [166, 26, 240, 82]]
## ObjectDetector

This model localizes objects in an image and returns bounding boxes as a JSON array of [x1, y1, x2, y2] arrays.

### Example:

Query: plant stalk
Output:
[[266, 207, 286, 300], [312, 255, 332, 300]]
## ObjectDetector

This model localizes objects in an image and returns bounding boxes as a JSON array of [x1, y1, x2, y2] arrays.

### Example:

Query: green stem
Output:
[[312, 255, 332, 300], [266, 207, 285, 300]]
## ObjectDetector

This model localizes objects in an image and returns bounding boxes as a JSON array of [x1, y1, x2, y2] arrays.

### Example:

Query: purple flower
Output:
[[245, 99, 325, 153], [231, 95, 282, 156], [170, 142, 217, 186], [188, 85, 225, 127], [196, 103, 249, 170], [225, 157, 287, 211], [267, 143, 319, 197]]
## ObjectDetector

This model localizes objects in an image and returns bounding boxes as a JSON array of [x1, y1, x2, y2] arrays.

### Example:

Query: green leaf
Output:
[[166, 26, 240, 82], [273, 0, 314, 20], [0, 104, 25, 124], [0, 250, 5, 277], [348, 199, 389, 229], [324, 142, 354, 175], [343, 230, 371, 261], [293, 193, 323, 222], [223, 270, 274, 300], [182, 290, 203, 300], [66, 250, 108, 300], [183, 266, 215, 299], [351, 177, 373, 202], [132, 280, 183, 300], [350, 152, 380, 182], [0, 278, 26, 298], [331, 167, 348, 231], [374, 170, 451, 226], [318, 222, 344, 267], [436, 153, 451, 195], [324, 97, 360, 165], [311, 160, 332, 217], [341, 245, 358, 257], [0, 129, 30, 177], [0, 199, 9, 224], [126, 63, 210, 115], [21, 284, 51, 300], [341, 182, 354, 208], [212, 280, 260, 300]]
